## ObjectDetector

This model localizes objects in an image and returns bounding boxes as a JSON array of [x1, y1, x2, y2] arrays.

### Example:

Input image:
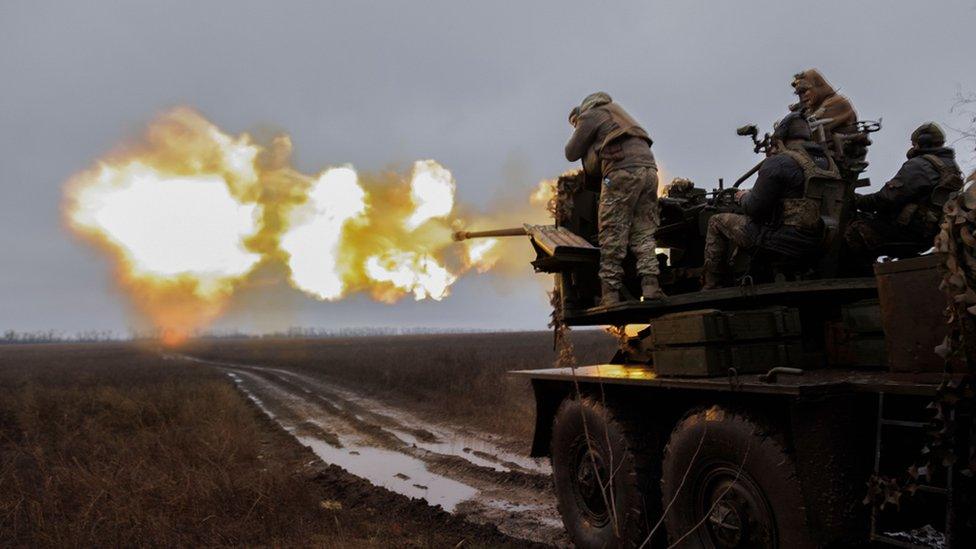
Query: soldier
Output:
[[791, 69, 857, 136], [845, 123, 964, 265], [568, 106, 600, 189], [703, 113, 838, 289], [565, 92, 665, 305]]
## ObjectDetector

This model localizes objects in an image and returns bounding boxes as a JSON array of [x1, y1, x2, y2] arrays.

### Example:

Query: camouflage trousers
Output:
[[598, 166, 660, 288], [704, 213, 756, 272]]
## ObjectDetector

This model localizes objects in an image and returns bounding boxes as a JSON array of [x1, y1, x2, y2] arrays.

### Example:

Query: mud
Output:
[[176, 355, 569, 546]]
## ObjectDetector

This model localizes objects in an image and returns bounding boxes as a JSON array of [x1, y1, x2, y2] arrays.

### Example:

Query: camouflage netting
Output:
[[552, 170, 585, 225], [935, 173, 976, 370], [663, 177, 695, 198], [866, 174, 976, 522], [932, 173, 976, 533], [548, 285, 577, 369]]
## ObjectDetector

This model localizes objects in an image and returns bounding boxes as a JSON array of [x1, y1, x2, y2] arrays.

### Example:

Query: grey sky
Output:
[[2, 1, 974, 334]]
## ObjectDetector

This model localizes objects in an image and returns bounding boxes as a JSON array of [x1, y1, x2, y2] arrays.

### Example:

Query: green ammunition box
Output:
[[841, 299, 884, 334], [649, 307, 801, 347], [653, 341, 803, 377], [828, 332, 887, 368]]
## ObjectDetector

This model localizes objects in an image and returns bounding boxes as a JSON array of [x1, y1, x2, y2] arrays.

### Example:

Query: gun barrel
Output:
[[733, 160, 765, 188], [452, 227, 527, 241]]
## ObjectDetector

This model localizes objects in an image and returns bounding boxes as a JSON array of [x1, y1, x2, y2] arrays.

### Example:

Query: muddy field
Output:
[[0, 331, 616, 546], [184, 331, 616, 443]]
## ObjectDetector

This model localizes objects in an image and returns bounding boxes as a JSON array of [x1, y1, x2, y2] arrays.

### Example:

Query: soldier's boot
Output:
[[702, 271, 723, 290], [600, 281, 621, 307], [701, 264, 726, 291], [641, 275, 666, 301]]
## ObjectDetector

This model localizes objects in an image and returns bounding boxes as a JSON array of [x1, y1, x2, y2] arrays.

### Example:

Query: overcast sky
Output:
[[2, 1, 975, 334]]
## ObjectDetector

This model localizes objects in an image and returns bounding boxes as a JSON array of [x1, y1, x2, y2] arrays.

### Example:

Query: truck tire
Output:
[[660, 406, 812, 549], [550, 397, 663, 548]]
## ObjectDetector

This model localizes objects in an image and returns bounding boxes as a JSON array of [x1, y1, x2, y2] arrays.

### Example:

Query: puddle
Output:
[[226, 369, 479, 512], [483, 500, 565, 529], [267, 367, 549, 475], [297, 436, 478, 512], [192, 356, 567, 545]]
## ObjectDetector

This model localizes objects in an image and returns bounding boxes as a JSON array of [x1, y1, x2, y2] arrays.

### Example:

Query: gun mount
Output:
[[459, 118, 888, 323]]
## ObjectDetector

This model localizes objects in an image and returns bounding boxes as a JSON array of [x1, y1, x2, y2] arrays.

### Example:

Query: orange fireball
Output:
[[63, 108, 505, 343]]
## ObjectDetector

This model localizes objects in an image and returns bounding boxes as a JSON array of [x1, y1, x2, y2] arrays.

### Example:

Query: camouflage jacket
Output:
[[565, 101, 656, 175]]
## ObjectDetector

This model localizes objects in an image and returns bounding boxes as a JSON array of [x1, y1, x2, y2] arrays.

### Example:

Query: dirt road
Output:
[[174, 355, 567, 546]]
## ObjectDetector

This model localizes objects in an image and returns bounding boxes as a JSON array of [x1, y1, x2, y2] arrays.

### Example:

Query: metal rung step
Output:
[[871, 533, 940, 549], [880, 418, 930, 429], [914, 484, 948, 495], [871, 393, 955, 548]]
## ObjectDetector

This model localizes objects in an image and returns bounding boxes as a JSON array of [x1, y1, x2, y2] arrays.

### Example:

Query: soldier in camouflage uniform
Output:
[[845, 123, 963, 269], [790, 69, 857, 137], [703, 113, 837, 289], [565, 92, 665, 305]]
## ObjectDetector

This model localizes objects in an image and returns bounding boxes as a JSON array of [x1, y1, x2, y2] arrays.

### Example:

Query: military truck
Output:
[[455, 123, 973, 548]]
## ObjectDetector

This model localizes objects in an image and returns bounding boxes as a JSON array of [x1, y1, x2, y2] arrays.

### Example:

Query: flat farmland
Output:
[[0, 331, 616, 546], [184, 330, 616, 442]]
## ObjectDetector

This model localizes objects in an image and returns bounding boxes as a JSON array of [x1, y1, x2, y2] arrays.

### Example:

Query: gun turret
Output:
[[452, 227, 528, 241]]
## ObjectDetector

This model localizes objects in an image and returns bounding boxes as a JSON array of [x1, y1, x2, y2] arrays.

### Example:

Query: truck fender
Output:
[[528, 379, 571, 457]]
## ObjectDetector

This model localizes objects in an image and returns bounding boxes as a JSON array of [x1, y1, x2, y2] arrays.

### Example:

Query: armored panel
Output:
[[654, 341, 803, 377], [874, 255, 947, 373], [649, 307, 801, 347], [525, 224, 598, 257], [526, 224, 599, 274]]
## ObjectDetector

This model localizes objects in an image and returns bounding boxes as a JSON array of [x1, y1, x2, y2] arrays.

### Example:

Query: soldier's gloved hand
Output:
[[735, 190, 749, 202]]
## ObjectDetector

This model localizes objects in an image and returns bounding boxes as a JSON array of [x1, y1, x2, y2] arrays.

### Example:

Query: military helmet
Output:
[[579, 91, 612, 113], [772, 112, 812, 141], [911, 122, 946, 149]]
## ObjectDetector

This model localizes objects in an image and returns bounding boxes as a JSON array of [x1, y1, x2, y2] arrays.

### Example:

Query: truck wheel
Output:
[[660, 407, 811, 549], [550, 397, 662, 548]]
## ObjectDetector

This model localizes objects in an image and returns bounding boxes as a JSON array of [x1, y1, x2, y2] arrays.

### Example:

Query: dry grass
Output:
[[1, 343, 530, 547], [0, 338, 575, 547], [185, 330, 617, 442], [0, 343, 345, 546]]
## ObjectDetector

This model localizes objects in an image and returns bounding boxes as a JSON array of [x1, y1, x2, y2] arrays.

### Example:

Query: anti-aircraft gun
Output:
[[454, 120, 974, 548], [456, 117, 881, 311]]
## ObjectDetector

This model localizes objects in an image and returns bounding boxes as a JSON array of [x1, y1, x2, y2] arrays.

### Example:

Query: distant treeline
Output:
[[1, 330, 121, 344], [202, 326, 509, 339], [0, 326, 514, 344]]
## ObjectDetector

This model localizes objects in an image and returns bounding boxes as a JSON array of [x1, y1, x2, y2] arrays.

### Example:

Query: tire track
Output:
[[174, 354, 567, 545]]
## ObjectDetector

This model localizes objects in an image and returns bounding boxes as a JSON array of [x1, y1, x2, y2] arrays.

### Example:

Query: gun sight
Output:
[[736, 124, 758, 138]]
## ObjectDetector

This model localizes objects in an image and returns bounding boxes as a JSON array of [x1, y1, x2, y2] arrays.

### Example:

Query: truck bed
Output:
[[512, 364, 954, 397]]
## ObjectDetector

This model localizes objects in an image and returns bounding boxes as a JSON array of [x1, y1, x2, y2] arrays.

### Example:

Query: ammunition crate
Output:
[[826, 329, 887, 368], [841, 299, 884, 334], [649, 307, 801, 347], [825, 299, 886, 369], [649, 307, 803, 378], [653, 341, 803, 377]]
